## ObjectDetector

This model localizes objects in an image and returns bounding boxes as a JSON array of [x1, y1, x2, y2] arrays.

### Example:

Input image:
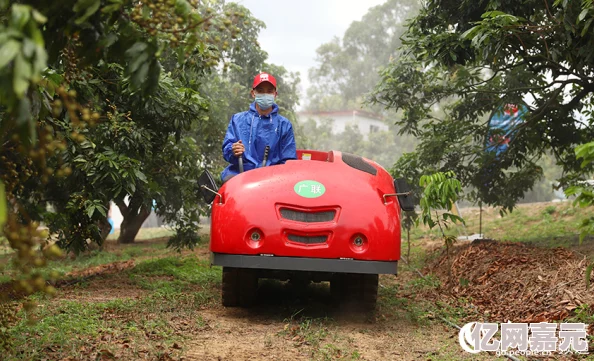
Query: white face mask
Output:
[[255, 93, 275, 110]]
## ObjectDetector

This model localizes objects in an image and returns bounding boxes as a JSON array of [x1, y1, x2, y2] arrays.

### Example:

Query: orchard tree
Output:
[[371, 0, 594, 211], [0, 0, 250, 302]]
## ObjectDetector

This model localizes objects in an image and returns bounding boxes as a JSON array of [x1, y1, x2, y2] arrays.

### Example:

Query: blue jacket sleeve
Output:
[[279, 121, 297, 164], [222, 116, 239, 165]]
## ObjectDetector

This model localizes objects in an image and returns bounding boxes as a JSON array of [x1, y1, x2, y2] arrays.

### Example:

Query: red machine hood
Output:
[[210, 150, 402, 261]]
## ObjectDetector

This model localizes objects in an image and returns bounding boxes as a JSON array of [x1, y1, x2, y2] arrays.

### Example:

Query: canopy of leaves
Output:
[[0, 0, 296, 304], [371, 0, 594, 211], [565, 142, 594, 242]]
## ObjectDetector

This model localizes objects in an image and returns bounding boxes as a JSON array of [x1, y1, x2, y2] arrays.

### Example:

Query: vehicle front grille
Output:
[[287, 234, 328, 244], [280, 208, 336, 222]]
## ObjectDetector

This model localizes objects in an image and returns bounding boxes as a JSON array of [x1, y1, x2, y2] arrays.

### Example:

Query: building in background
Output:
[[297, 110, 388, 139]]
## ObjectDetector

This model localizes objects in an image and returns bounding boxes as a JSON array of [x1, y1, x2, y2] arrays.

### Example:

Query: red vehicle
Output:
[[199, 150, 414, 310]]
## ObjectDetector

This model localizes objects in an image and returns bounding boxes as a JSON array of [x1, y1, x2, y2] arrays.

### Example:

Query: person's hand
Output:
[[232, 140, 245, 157]]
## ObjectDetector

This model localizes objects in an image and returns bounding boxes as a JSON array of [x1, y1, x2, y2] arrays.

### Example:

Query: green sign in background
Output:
[[294, 180, 326, 198]]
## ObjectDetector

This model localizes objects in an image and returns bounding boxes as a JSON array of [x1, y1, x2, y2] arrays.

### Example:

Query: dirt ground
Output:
[[177, 238, 594, 360], [183, 307, 465, 361], [11, 218, 594, 361], [51, 248, 491, 361]]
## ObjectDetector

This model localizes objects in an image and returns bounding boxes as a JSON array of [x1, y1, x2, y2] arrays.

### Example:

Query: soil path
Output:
[[182, 275, 488, 361]]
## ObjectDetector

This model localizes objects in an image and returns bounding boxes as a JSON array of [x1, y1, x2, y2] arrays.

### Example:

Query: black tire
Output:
[[222, 267, 258, 307], [361, 274, 379, 311], [238, 268, 258, 307], [335, 273, 378, 312], [222, 267, 239, 307], [330, 274, 343, 306]]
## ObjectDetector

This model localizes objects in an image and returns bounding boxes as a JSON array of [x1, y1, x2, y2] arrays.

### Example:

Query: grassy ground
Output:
[[0, 226, 180, 257], [1, 239, 488, 360], [6, 254, 220, 360], [408, 201, 593, 249], [2, 202, 594, 360], [106, 227, 177, 242], [0, 226, 208, 283], [0, 238, 172, 284]]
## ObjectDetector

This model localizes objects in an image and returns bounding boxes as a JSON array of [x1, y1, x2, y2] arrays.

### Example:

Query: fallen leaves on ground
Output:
[[66, 260, 136, 279], [426, 239, 594, 323]]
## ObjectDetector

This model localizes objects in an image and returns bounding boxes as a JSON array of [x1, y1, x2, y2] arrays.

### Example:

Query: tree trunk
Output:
[[96, 216, 112, 248], [116, 196, 151, 244]]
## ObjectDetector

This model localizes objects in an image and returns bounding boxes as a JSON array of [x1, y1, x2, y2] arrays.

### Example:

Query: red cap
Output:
[[252, 73, 277, 89]]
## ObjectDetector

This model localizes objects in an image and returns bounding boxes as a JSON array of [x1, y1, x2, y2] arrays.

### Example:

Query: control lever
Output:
[[261, 145, 270, 167]]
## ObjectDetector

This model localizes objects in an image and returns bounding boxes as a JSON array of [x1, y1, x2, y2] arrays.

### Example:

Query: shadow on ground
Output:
[[223, 279, 376, 326]]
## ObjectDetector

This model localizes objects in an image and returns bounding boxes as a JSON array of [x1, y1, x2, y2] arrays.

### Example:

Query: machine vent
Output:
[[341, 153, 377, 176], [287, 234, 328, 244], [280, 208, 336, 222]]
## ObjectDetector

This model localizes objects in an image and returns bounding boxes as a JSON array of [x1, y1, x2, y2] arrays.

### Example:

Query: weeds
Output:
[[568, 304, 594, 324], [543, 205, 557, 215], [4, 253, 218, 360]]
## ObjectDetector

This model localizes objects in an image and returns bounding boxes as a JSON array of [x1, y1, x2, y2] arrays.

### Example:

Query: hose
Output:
[[262, 145, 270, 167]]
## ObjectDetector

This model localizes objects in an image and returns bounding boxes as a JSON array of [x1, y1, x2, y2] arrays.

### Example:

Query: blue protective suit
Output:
[[221, 102, 297, 181]]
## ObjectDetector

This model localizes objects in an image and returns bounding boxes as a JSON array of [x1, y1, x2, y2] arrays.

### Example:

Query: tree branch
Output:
[[562, 85, 594, 111], [115, 199, 129, 217]]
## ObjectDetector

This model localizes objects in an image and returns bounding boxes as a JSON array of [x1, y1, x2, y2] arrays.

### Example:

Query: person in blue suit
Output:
[[221, 72, 297, 182]]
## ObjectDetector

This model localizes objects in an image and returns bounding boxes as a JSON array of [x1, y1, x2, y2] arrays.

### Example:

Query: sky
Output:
[[238, 0, 386, 108]]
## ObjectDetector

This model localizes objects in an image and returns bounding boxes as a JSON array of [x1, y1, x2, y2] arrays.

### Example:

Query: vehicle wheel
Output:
[[341, 273, 378, 312], [222, 267, 239, 307], [238, 268, 258, 307], [361, 274, 379, 311], [330, 274, 343, 306], [222, 267, 258, 307]]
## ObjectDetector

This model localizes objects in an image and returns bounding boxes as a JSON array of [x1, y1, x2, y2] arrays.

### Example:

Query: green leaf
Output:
[[0, 39, 20, 70], [31, 9, 47, 23], [129, 51, 149, 73], [132, 62, 150, 89], [575, 143, 591, 159], [16, 96, 32, 130], [74, 0, 101, 25], [134, 169, 148, 183], [578, 8, 589, 22], [22, 38, 35, 57], [33, 45, 48, 77], [11, 4, 31, 30], [101, 4, 122, 14], [174, 0, 192, 17], [13, 53, 32, 98], [96, 204, 107, 217], [0, 181, 6, 232], [482, 11, 506, 18], [125, 42, 148, 56], [87, 205, 96, 218], [582, 18, 593, 37]]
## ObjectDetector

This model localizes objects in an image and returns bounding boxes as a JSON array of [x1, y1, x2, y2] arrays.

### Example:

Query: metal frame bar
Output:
[[201, 185, 223, 204], [382, 191, 411, 205], [211, 253, 398, 275]]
